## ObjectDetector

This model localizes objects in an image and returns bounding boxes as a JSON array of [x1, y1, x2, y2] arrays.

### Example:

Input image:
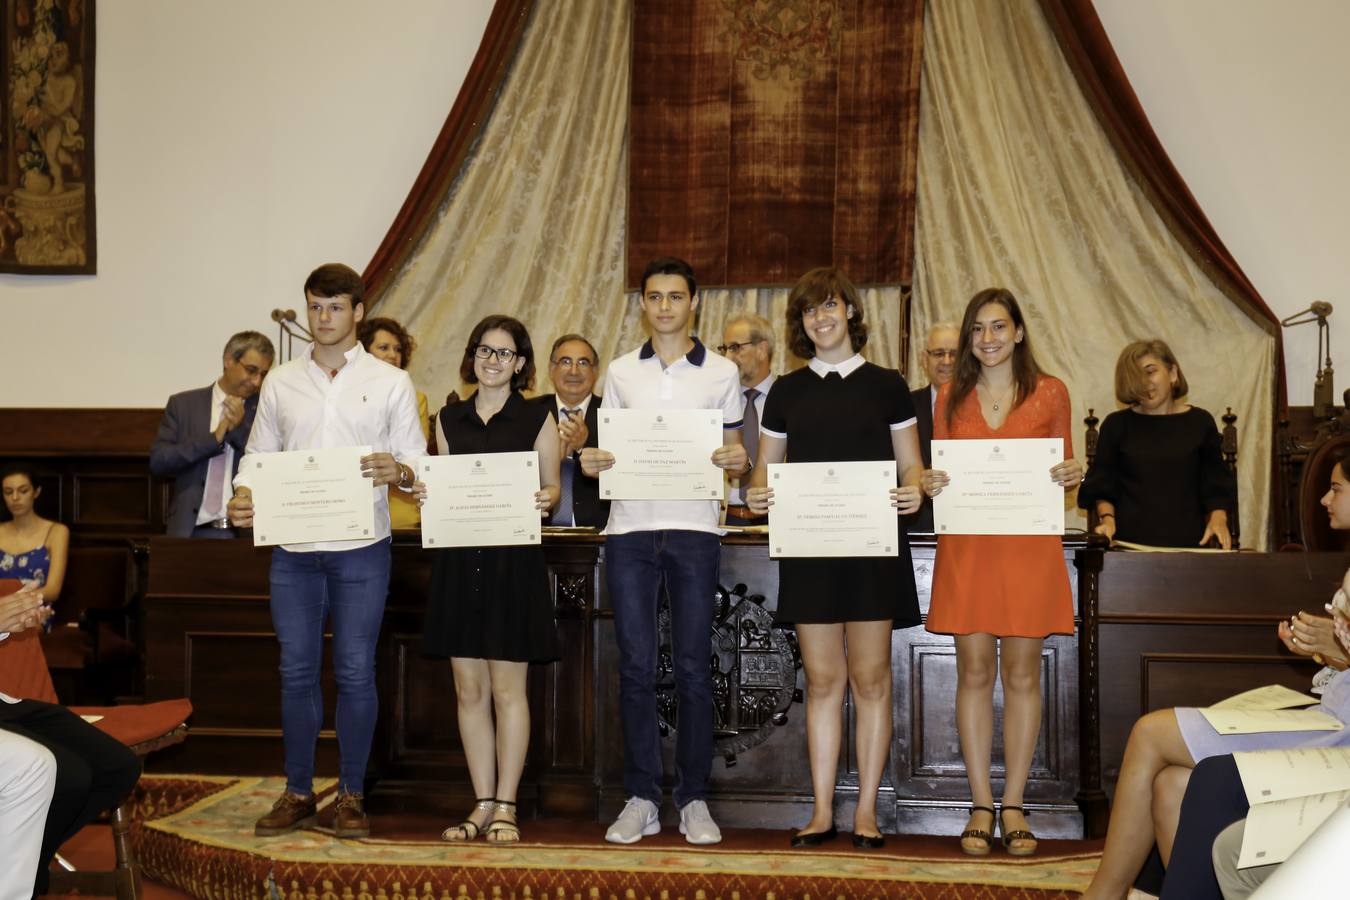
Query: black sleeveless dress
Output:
[[421, 391, 560, 663]]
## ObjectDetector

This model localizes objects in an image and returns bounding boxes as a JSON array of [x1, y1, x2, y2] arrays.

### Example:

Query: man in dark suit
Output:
[[150, 331, 274, 538], [907, 322, 959, 533], [535, 334, 609, 528]]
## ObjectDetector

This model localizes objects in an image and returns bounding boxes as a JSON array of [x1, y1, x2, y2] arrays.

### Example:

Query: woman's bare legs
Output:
[[487, 659, 530, 804], [1152, 765, 1192, 865], [954, 633, 998, 847], [448, 657, 496, 837], [844, 620, 893, 838], [795, 623, 848, 836], [1079, 709, 1195, 899], [999, 636, 1044, 851]]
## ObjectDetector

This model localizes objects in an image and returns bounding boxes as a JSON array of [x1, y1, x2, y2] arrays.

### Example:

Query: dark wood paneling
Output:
[[0, 409, 163, 456]]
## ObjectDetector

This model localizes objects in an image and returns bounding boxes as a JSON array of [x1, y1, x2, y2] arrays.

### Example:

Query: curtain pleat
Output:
[[913, 0, 1273, 547]]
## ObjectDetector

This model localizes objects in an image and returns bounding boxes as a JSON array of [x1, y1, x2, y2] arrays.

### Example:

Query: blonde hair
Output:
[[1114, 339, 1188, 405]]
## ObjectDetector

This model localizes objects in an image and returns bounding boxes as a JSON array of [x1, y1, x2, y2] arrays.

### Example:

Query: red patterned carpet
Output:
[[88, 776, 1101, 899]]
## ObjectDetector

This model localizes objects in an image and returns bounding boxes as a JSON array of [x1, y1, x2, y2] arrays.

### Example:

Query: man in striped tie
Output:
[[536, 334, 610, 529], [718, 313, 775, 527]]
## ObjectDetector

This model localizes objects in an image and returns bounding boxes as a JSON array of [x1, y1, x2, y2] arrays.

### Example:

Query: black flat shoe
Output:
[[790, 825, 838, 847], [852, 832, 886, 849]]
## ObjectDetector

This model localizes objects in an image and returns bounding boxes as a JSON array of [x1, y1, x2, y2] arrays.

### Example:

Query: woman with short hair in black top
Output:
[[1079, 339, 1237, 549], [418, 314, 562, 844], [746, 268, 924, 849]]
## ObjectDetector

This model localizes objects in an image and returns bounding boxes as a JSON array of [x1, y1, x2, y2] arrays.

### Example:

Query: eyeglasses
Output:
[[717, 339, 764, 355], [925, 349, 959, 360], [473, 345, 518, 363], [550, 356, 595, 369]]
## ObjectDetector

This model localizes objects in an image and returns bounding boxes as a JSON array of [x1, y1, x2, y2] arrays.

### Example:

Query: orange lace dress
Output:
[[926, 375, 1075, 637]]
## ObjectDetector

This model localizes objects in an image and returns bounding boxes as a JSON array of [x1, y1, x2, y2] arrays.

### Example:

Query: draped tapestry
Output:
[[627, 0, 924, 288]]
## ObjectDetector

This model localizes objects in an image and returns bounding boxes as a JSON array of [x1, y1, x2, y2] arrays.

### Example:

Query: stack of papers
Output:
[[1199, 685, 1340, 735], [1233, 746, 1350, 869]]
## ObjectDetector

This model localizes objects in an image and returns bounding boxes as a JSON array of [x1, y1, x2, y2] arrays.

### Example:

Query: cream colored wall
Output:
[[2, 0, 495, 407], [1095, 0, 1350, 408]]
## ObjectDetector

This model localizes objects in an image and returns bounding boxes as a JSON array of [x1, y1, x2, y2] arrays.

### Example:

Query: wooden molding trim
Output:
[[0, 408, 162, 456]]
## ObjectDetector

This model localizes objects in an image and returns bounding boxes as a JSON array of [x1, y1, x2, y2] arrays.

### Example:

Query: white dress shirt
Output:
[[234, 342, 426, 552], [554, 393, 593, 423], [195, 380, 235, 526]]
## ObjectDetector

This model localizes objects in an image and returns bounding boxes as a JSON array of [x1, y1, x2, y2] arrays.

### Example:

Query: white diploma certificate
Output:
[[931, 438, 1065, 535], [249, 446, 375, 547], [1238, 788, 1350, 869], [1234, 747, 1350, 805], [767, 461, 898, 558], [1211, 684, 1320, 712], [598, 409, 723, 501], [1199, 708, 1343, 735], [418, 451, 541, 549]]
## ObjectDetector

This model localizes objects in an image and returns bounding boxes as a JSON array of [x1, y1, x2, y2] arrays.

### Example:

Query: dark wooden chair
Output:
[[1083, 406, 1240, 547], [41, 544, 138, 705]]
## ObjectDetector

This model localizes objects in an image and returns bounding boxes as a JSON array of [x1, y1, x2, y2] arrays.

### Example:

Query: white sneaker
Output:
[[678, 799, 722, 845], [605, 796, 660, 844]]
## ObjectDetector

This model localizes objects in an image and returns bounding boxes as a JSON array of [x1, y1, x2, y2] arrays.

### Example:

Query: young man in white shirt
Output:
[[581, 257, 748, 846], [227, 264, 425, 839]]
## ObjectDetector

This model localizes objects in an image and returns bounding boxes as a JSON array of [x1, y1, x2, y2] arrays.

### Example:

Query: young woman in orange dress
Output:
[[921, 288, 1082, 857]]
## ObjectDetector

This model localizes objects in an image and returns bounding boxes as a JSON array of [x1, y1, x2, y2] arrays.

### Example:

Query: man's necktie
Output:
[[739, 389, 760, 505], [554, 408, 580, 526], [202, 401, 229, 519]]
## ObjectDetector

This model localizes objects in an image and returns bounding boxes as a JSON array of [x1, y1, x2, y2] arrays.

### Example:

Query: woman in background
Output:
[[359, 317, 430, 529], [922, 288, 1082, 857], [746, 267, 924, 849], [1078, 339, 1236, 549], [419, 315, 560, 844], [1, 464, 68, 604]]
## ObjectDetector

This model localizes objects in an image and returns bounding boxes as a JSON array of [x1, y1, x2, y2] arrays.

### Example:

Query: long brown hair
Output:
[[944, 288, 1043, 427]]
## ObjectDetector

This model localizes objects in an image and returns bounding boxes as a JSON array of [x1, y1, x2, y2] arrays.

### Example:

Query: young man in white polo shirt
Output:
[[581, 257, 748, 845]]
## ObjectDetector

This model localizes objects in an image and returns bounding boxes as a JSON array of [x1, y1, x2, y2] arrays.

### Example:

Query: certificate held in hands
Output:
[[419, 451, 541, 549], [250, 446, 375, 547], [598, 409, 723, 501], [768, 461, 898, 558], [932, 438, 1065, 536]]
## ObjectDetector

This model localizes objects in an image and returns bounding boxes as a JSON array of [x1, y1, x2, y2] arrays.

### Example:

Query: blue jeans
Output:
[[606, 529, 720, 808], [269, 539, 391, 796]]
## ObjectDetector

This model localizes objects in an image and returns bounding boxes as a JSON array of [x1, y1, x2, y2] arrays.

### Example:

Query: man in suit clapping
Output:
[[536, 334, 609, 529], [150, 332, 274, 538], [907, 322, 958, 534]]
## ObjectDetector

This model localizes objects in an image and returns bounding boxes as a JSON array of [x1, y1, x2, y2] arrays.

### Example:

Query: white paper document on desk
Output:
[[249, 446, 374, 546], [768, 461, 897, 558], [418, 451, 541, 549], [598, 409, 723, 501], [931, 438, 1064, 535]]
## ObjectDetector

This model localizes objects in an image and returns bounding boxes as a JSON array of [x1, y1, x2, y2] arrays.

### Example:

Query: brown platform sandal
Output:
[[999, 805, 1038, 857], [484, 799, 520, 844], [960, 805, 995, 856], [441, 798, 494, 842]]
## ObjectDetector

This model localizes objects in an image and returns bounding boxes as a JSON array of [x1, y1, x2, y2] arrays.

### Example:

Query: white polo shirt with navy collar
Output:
[[600, 337, 743, 535]]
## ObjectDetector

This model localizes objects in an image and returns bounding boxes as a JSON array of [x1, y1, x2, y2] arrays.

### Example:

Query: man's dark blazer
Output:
[[149, 384, 257, 537], [533, 393, 609, 529], [906, 383, 936, 534]]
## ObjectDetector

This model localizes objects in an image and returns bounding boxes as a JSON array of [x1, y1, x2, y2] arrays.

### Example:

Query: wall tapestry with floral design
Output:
[[627, 0, 923, 288], [1, 0, 94, 274]]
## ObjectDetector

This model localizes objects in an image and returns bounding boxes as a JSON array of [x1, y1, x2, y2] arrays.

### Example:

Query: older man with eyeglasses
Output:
[[718, 313, 776, 527], [534, 334, 610, 529], [907, 322, 960, 533]]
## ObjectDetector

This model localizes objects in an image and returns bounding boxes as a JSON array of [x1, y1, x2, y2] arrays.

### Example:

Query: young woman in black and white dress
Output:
[[747, 268, 924, 848]]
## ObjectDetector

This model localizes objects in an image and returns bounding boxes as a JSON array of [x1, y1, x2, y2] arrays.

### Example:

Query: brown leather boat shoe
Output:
[[254, 792, 317, 837], [333, 792, 370, 839]]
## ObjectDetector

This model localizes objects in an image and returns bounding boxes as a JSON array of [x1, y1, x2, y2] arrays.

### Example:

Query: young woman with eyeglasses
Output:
[[418, 314, 562, 844]]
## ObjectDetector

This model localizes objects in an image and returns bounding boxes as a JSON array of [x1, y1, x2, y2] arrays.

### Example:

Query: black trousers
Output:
[[1158, 754, 1251, 900], [0, 700, 141, 897]]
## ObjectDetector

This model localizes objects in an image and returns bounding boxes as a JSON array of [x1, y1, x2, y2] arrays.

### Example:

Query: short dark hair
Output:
[[460, 315, 536, 392], [358, 317, 416, 369], [640, 256, 697, 298], [784, 267, 868, 359], [303, 263, 365, 309], [549, 333, 598, 364], [223, 330, 275, 364]]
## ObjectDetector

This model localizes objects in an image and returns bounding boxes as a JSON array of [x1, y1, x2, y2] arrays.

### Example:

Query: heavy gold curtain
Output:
[[911, 0, 1274, 546]]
